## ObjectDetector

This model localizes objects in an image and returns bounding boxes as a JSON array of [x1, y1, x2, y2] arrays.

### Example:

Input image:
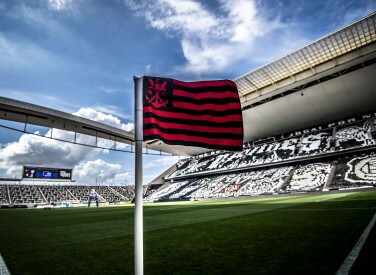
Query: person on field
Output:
[[88, 189, 99, 207]]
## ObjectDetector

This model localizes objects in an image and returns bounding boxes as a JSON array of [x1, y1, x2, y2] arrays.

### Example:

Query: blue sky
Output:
[[0, 0, 375, 185]]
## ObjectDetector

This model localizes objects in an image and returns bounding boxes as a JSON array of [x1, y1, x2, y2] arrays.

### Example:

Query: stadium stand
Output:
[[93, 186, 127, 203], [0, 185, 9, 205], [39, 185, 76, 203], [297, 130, 332, 156], [8, 185, 45, 205], [112, 185, 136, 201], [335, 120, 375, 149], [167, 117, 376, 180], [331, 153, 376, 190], [168, 137, 299, 178], [1, 115, 376, 206], [281, 163, 331, 192], [0, 184, 135, 206], [234, 167, 293, 196], [143, 115, 376, 202], [67, 186, 96, 203]]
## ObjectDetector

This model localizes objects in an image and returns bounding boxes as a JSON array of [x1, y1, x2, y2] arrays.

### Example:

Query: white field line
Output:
[[336, 211, 376, 275], [0, 254, 11, 275]]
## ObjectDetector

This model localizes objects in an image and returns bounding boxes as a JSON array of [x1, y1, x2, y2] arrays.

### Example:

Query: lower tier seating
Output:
[[0, 185, 135, 205], [144, 152, 376, 201]]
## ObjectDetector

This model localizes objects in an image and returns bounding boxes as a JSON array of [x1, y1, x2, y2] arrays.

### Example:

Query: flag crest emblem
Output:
[[145, 78, 170, 109]]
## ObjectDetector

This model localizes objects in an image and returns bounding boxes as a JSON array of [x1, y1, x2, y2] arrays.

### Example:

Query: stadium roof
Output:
[[157, 13, 376, 155], [0, 96, 134, 148], [235, 12, 376, 101], [238, 13, 376, 144], [1, 13, 376, 156]]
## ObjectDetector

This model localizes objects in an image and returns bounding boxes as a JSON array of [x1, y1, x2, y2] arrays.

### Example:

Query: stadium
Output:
[[1, 12, 376, 275]]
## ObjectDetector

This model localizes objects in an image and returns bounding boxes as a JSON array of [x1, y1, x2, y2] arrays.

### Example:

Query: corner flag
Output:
[[133, 76, 243, 275]]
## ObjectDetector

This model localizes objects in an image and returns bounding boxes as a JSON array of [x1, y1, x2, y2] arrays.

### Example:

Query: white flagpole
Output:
[[134, 76, 144, 275]]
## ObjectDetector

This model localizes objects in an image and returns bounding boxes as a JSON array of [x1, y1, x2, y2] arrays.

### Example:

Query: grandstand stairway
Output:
[[275, 168, 295, 193], [37, 186, 48, 203], [6, 185, 11, 205], [368, 118, 376, 139], [108, 186, 127, 201], [322, 161, 338, 191], [66, 188, 78, 201]]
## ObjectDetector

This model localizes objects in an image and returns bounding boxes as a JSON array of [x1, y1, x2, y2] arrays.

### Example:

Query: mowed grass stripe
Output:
[[0, 191, 375, 274], [0, 201, 299, 253], [144, 196, 376, 274]]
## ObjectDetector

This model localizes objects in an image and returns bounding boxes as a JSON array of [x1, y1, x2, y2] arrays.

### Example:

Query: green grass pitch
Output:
[[0, 191, 376, 274]]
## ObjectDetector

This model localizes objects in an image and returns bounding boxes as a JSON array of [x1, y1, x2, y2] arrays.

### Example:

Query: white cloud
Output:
[[112, 172, 134, 185], [0, 36, 53, 70], [221, 0, 263, 42], [1, 89, 81, 113], [93, 105, 133, 122], [0, 133, 96, 177], [62, 107, 133, 150], [342, 6, 375, 26], [145, 0, 218, 37], [73, 108, 134, 133], [113, 172, 130, 181], [142, 155, 179, 184], [0, 107, 133, 181], [47, 0, 81, 11], [144, 156, 179, 169], [98, 87, 121, 94], [124, 0, 283, 75], [145, 64, 151, 74], [73, 159, 121, 184]]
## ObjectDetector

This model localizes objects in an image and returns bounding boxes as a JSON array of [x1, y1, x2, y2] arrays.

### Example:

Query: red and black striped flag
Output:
[[143, 76, 244, 151]]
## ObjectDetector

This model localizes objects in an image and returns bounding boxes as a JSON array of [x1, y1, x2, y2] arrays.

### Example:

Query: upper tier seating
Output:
[[335, 120, 375, 149], [298, 130, 332, 156], [168, 118, 376, 179], [168, 137, 299, 178]]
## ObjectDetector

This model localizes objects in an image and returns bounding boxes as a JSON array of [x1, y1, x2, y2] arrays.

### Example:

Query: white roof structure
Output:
[[0, 96, 134, 148], [237, 13, 376, 144], [236, 13, 376, 101]]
